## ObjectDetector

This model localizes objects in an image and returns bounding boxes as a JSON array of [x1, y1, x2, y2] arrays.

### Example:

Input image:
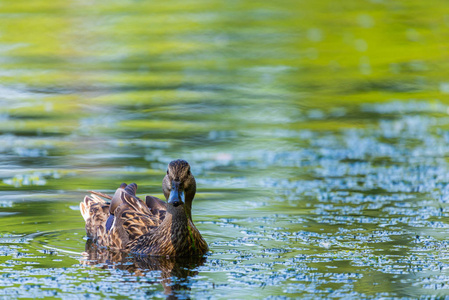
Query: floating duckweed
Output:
[[3, 171, 61, 187]]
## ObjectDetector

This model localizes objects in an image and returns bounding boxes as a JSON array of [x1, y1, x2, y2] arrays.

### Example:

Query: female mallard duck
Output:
[[80, 159, 208, 257]]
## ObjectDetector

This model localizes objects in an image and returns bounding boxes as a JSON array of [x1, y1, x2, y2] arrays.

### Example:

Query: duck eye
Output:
[[187, 170, 191, 175], [166, 169, 169, 175]]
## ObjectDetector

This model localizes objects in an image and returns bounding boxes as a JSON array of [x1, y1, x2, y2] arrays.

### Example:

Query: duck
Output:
[[79, 159, 208, 257]]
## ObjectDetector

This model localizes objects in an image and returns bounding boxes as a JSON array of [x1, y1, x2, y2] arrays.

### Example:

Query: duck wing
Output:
[[145, 195, 167, 211], [106, 183, 166, 249], [109, 183, 151, 216], [121, 210, 159, 240], [145, 195, 167, 221], [81, 183, 168, 250]]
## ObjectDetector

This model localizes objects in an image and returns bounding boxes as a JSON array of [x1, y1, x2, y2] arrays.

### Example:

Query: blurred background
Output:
[[2, 0, 449, 298]]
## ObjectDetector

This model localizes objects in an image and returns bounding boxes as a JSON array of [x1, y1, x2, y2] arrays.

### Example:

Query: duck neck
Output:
[[164, 203, 193, 230], [160, 204, 199, 256]]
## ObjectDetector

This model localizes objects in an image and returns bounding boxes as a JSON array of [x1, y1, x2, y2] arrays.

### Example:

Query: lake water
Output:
[[2, 0, 449, 298]]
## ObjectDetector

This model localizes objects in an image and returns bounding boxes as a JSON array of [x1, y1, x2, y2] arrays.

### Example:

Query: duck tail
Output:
[[80, 194, 104, 221], [80, 193, 110, 240]]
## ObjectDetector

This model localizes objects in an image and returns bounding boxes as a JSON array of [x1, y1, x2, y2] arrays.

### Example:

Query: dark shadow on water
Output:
[[83, 240, 206, 299]]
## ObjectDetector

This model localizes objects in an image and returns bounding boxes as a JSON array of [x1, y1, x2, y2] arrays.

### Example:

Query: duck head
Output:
[[162, 159, 196, 215]]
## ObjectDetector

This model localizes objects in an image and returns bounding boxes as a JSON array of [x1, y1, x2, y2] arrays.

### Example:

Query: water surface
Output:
[[2, 0, 449, 298]]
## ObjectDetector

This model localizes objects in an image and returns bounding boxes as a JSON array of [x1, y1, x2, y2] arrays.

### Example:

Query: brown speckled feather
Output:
[[81, 186, 165, 250]]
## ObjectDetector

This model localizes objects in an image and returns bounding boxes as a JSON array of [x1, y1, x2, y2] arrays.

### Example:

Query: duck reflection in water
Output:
[[83, 240, 206, 299]]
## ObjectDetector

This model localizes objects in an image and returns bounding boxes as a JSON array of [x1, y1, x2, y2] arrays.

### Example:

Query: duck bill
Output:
[[168, 188, 185, 207]]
